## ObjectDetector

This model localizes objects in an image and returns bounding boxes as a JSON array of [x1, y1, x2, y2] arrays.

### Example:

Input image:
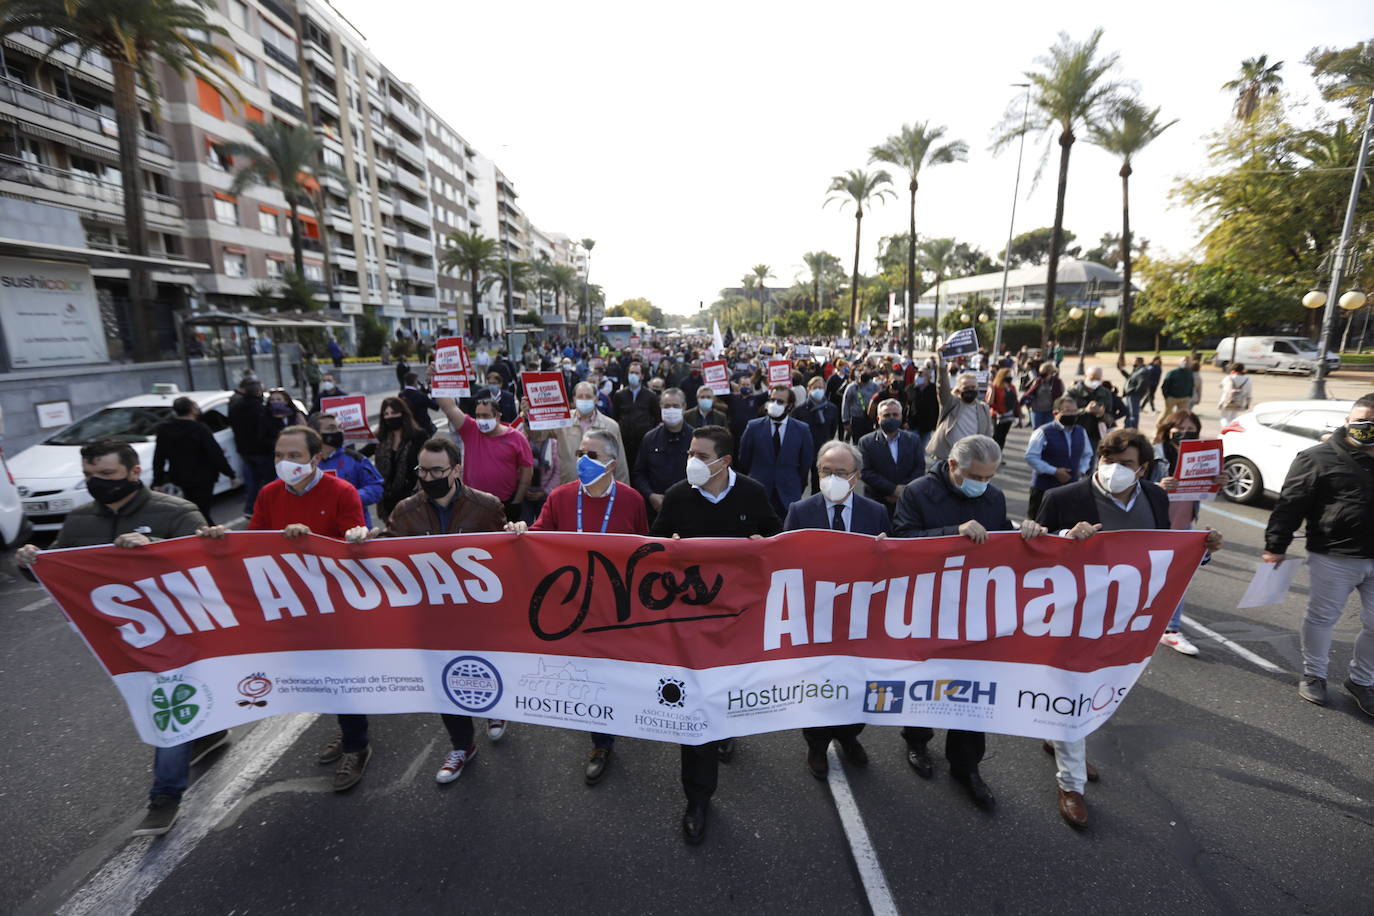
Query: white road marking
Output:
[[1199, 503, 1267, 529], [1180, 614, 1286, 674], [825, 746, 898, 916], [57, 713, 319, 916], [14, 596, 51, 613]]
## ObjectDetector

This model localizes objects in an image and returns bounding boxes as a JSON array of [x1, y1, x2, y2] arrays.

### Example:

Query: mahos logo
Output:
[[442, 656, 502, 713], [1017, 684, 1127, 717]]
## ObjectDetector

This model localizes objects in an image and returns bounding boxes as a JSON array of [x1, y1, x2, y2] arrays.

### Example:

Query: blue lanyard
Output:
[[576, 483, 617, 533]]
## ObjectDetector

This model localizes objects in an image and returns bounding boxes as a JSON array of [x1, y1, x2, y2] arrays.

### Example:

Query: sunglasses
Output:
[[575, 450, 601, 460]]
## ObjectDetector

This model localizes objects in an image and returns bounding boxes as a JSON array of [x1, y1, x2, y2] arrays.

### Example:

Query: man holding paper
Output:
[[1263, 393, 1374, 716]]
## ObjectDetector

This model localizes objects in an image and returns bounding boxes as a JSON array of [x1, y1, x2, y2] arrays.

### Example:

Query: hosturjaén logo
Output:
[[863, 680, 905, 713]]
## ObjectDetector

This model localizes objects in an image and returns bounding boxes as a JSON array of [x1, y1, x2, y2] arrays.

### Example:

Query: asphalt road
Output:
[[3, 418, 1372, 915]]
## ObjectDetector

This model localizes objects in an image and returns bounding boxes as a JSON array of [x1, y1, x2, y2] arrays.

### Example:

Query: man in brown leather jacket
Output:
[[377, 437, 508, 783]]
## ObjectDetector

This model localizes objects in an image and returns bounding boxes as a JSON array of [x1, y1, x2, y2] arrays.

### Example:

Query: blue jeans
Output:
[[151, 742, 192, 801], [1167, 601, 1184, 631], [1126, 394, 1142, 430], [1032, 410, 1054, 428], [240, 455, 274, 516]]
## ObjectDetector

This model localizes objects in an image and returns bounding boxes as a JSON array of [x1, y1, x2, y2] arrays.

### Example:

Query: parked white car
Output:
[[10, 387, 247, 533], [1219, 399, 1353, 504], [1212, 336, 1340, 374]]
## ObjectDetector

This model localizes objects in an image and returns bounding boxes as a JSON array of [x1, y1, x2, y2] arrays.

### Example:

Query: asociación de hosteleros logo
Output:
[[442, 656, 503, 713]]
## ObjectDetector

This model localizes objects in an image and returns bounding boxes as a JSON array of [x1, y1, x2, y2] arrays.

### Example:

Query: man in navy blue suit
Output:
[[784, 439, 890, 780], [737, 385, 814, 517], [858, 397, 925, 517]]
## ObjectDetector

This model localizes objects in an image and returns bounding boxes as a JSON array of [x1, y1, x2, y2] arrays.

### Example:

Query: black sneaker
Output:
[[1298, 675, 1328, 706], [1343, 678, 1374, 717], [132, 795, 180, 837], [188, 729, 231, 767]]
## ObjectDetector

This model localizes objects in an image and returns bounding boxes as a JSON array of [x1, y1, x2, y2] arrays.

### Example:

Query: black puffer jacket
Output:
[[893, 460, 1012, 537], [1266, 429, 1374, 558]]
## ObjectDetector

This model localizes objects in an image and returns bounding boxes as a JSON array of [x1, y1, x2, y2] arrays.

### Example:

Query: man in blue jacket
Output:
[[311, 412, 385, 526], [859, 398, 925, 517], [1023, 396, 1092, 520], [792, 376, 841, 493], [737, 385, 814, 517], [893, 434, 1048, 812], [784, 440, 889, 779]]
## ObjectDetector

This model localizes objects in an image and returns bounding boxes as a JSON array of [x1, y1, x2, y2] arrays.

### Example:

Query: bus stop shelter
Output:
[[177, 309, 352, 393]]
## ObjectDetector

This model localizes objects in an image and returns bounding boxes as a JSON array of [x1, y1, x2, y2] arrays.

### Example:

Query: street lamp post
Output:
[[992, 82, 1032, 360], [1071, 301, 1106, 378], [1310, 93, 1374, 400]]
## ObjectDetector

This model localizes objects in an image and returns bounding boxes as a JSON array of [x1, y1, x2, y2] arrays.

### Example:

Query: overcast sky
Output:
[[335, 0, 1372, 316]]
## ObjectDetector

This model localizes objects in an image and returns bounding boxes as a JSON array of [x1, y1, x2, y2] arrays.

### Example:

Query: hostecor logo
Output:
[[442, 656, 503, 713], [863, 680, 905, 713]]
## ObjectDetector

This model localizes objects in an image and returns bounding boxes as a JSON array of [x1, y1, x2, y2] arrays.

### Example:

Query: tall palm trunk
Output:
[[812, 276, 820, 314], [288, 196, 304, 275], [1116, 162, 1133, 362], [112, 58, 154, 359], [906, 179, 917, 355], [469, 269, 482, 338], [849, 210, 863, 334], [1042, 130, 1075, 349]]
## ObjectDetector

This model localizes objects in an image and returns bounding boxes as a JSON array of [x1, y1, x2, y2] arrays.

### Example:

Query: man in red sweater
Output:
[[508, 428, 647, 784], [198, 425, 371, 791]]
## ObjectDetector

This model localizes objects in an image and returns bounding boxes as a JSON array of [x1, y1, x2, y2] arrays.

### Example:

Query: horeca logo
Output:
[[442, 656, 502, 713]]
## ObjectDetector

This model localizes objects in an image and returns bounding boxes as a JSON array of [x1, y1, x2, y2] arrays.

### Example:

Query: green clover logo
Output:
[[151, 683, 200, 733]]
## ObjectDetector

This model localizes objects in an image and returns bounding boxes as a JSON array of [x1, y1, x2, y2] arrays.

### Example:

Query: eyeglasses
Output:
[[574, 450, 600, 460], [414, 465, 453, 479]]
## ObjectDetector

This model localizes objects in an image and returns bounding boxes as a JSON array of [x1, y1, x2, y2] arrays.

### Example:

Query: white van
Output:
[[1211, 337, 1340, 374]]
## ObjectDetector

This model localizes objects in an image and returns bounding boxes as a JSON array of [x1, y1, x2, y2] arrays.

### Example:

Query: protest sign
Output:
[[702, 360, 731, 395], [33, 529, 1208, 747], [520, 371, 573, 430], [431, 336, 472, 398], [320, 395, 371, 441], [767, 359, 792, 387], [1170, 438, 1224, 501], [940, 327, 979, 358], [792, 344, 812, 358]]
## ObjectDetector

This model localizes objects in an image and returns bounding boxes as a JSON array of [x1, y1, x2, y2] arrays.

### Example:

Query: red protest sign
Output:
[[520, 371, 573, 430], [767, 359, 792, 388], [1170, 438, 1224, 501], [702, 360, 730, 395], [432, 336, 471, 398], [320, 395, 372, 441]]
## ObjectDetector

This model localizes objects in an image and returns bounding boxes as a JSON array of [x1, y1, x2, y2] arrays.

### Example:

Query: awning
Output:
[[0, 236, 209, 272], [181, 308, 351, 330]]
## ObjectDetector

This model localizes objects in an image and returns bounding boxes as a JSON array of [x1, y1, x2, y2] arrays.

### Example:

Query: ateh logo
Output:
[[237, 673, 273, 707]]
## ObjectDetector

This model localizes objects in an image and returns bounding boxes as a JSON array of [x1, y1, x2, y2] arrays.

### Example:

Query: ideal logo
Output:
[[148, 674, 212, 735], [863, 680, 905, 713]]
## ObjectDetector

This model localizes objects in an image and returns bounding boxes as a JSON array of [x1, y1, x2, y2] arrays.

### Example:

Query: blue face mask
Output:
[[958, 476, 988, 498], [577, 454, 609, 487]]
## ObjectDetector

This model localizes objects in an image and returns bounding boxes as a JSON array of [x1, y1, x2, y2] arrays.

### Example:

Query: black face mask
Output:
[[959, 389, 978, 403], [87, 475, 141, 505], [420, 476, 453, 500], [321, 431, 345, 449], [382, 416, 403, 430], [1170, 429, 1200, 442], [1058, 414, 1078, 427]]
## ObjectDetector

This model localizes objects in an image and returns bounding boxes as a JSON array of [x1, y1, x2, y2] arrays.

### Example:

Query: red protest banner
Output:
[[1170, 438, 1224, 501], [320, 395, 372, 441], [32, 529, 1208, 747], [520, 371, 573, 430], [431, 336, 471, 398], [767, 359, 792, 388], [702, 360, 730, 395]]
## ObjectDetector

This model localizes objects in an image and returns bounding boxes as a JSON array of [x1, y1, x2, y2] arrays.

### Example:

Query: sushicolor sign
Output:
[[32, 529, 1209, 748], [0, 256, 109, 368]]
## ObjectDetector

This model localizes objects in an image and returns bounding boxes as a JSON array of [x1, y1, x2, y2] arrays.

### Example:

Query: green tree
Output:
[[917, 237, 960, 333], [0, 0, 236, 360], [438, 231, 502, 337], [1089, 98, 1176, 361], [812, 308, 845, 336], [777, 309, 812, 337], [223, 120, 349, 275], [1006, 227, 1079, 266], [825, 168, 895, 334], [870, 121, 968, 352], [549, 264, 578, 320], [802, 251, 840, 313], [1221, 55, 1284, 121], [608, 297, 665, 328], [1306, 41, 1374, 109], [1134, 257, 1293, 351], [579, 238, 596, 334], [751, 263, 775, 328], [994, 29, 1124, 348]]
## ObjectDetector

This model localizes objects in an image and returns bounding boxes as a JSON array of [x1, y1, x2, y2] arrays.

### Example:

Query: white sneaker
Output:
[[486, 719, 508, 742], [435, 745, 476, 784], [1160, 631, 1199, 656]]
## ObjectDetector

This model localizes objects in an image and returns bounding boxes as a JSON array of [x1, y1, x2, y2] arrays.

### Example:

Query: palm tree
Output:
[[439, 230, 502, 337], [223, 120, 348, 275], [1222, 55, 1284, 121], [994, 29, 1123, 348], [751, 264, 774, 329], [825, 169, 895, 334], [1088, 99, 1177, 361], [578, 238, 596, 335], [869, 122, 968, 353], [917, 238, 959, 334], [0, 0, 236, 359], [802, 251, 832, 313], [550, 263, 578, 320]]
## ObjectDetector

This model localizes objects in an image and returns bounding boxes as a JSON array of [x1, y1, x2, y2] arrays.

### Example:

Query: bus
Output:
[[599, 317, 652, 349]]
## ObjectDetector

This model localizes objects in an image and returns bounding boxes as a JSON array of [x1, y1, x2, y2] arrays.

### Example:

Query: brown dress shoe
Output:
[[1058, 788, 1089, 829], [807, 748, 829, 780], [1041, 740, 1100, 782]]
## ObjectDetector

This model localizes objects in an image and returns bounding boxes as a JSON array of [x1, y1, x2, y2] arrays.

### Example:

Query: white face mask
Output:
[[818, 473, 852, 503], [575, 398, 596, 415], [1084, 379, 1102, 390], [276, 458, 314, 486], [697, 397, 714, 412], [1095, 461, 1138, 494], [685, 455, 720, 488], [476, 417, 498, 434], [766, 401, 786, 419], [661, 407, 684, 426]]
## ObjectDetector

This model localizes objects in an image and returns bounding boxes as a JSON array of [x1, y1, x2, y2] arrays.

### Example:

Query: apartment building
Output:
[[420, 101, 480, 333]]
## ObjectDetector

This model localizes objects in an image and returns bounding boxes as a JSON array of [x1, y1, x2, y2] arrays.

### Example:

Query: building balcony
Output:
[[331, 251, 358, 271], [394, 135, 424, 168], [380, 225, 397, 245], [261, 40, 300, 75], [269, 92, 305, 120], [387, 97, 423, 135], [308, 84, 339, 118], [394, 167, 424, 195], [303, 41, 335, 77], [0, 77, 173, 162], [329, 210, 353, 233], [404, 293, 439, 312], [0, 154, 183, 225], [404, 264, 436, 285], [396, 197, 429, 226], [377, 196, 394, 215], [398, 231, 433, 256]]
